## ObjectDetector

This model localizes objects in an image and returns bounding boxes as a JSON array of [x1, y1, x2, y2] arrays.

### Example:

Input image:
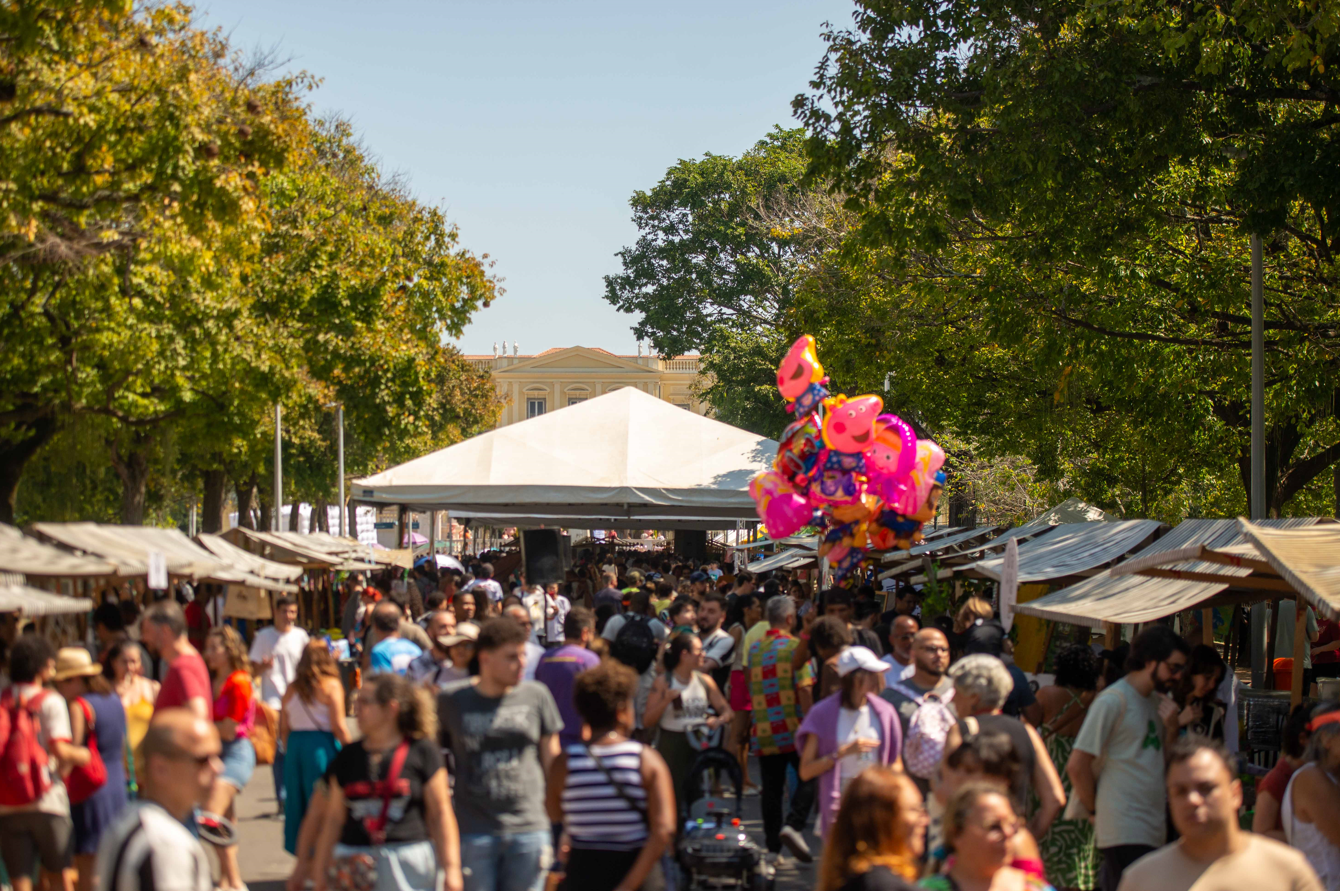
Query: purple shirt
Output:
[[534, 644, 601, 746]]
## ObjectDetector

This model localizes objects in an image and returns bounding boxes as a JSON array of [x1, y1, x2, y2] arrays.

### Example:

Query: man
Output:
[[534, 608, 600, 748], [368, 601, 423, 675], [438, 618, 563, 891], [182, 587, 212, 652], [881, 615, 918, 684], [537, 582, 570, 646], [418, 591, 449, 629], [142, 601, 210, 720], [0, 636, 90, 891], [879, 627, 954, 793], [248, 594, 309, 816], [601, 591, 670, 730], [461, 562, 505, 608], [803, 616, 852, 700], [688, 570, 711, 601], [93, 602, 129, 660], [697, 593, 734, 689], [593, 572, 623, 609], [407, 609, 459, 686], [747, 595, 815, 862], [666, 598, 696, 636], [96, 710, 220, 891], [503, 604, 548, 681], [339, 573, 368, 642], [1117, 736, 1322, 891], [383, 589, 434, 651], [824, 588, 882, 652], [1274, 599, 1319, 690], [1069, 625, 1190, 891]]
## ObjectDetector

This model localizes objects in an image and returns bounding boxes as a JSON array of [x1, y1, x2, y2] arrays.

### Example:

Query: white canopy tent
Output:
[[965, 519, 1164, 583], [351, 388, 778, 525]]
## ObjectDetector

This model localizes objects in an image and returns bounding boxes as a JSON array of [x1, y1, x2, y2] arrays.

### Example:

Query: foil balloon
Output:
[[777, 335, 829, 415], [821, 394, 884, 453], [865, 414, 917, 502], [749, 471, 812, 539]]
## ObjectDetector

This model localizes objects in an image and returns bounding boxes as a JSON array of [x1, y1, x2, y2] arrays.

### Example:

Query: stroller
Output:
[[675, 745, 773, 891]]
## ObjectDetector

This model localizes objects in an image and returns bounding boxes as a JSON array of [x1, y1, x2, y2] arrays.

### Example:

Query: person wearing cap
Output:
[[796, 646, 904, 839], [54, 647, 129, 891], [1281, 702, 1340, 887], [407, 610, 465, 688], [688, 571, 711, 601]]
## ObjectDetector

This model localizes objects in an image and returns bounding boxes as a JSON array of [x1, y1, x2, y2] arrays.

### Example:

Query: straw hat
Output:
[[53, 647, 102, 682]]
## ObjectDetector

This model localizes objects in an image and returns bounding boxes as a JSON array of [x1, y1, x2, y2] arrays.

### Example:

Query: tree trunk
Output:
[[0, 413, 59, 524], [109, 429, 153, 525], [288, 500, 301, 531], [258, 492, 271, 532], [236, 478, 256, 530], [201, 469, 228, 533], [1334, 462, 1339, 520], [314, 498, 329, 532]]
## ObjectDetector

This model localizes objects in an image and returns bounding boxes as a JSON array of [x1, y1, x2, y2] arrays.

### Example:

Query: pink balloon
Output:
[[749, 471, 812, 538], [865, 414, 917, 480], [892, 440, 946, 515]]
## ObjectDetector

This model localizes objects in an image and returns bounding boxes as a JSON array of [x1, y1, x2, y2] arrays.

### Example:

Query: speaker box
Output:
[[522, 529, 570, 587], [677, 530, 708, 562]]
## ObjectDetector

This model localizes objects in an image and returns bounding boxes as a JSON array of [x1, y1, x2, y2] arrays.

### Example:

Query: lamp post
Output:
[[325, 403, 345, 537], [273, 404, 283, 532], [1251, 234, 1264, 520]]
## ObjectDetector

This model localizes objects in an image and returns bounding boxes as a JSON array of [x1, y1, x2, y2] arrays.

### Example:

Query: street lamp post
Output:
[[325, 403, 345, 537], [273, 404, 283, 532]]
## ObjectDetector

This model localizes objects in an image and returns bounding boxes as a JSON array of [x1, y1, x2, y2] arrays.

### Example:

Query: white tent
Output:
[[351, 388, 777, 525]]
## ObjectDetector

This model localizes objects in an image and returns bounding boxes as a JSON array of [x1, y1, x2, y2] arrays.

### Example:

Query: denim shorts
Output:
[[219, 735, 256, 790], [333, 840, 436, 891], [460, 831, 552, 891]]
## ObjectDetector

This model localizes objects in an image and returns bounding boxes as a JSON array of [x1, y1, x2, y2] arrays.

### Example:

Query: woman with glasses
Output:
[[919, 784, 1056, 890]]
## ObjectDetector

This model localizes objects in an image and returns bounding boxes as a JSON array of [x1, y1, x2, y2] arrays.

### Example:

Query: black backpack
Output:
[[611, 615, 659, 674]]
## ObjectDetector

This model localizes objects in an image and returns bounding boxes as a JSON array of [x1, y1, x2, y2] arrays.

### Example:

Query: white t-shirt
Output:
[[463, 578, 504, 604], [248, 625, 311, 708], [836, 704, 881, 788], [0, 683, 71, 816], [523, 641, 546, 682], [700, 627, 735, 671], [881, 653, 915, 685]]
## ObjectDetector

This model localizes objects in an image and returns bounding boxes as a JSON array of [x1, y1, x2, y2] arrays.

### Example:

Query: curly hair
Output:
[[365, 672, 437, 740], [1054, 643, 1101, 691], [573, 660, 640, 733], [291, 641, 340, 704], [205, 625, 249, 678]]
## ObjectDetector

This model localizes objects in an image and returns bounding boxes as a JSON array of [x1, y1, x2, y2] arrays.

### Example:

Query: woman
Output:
[[954, 598, 1002, 658], [1172, 644, 1227, 740], [104, 639, 158, 792], [817, 767, 926, 891], [281, 642, 352, 855], [1254, 702, 1312, 840], [798, 646, 904, 838], [204, 626, 257, 891], [546, 661, 675, 891], [941, 655, 1065, 841], [726, 593, 762, 791], [919, 784, 1056, 891], [311, 674, 460, 891], [55, 647, 128, 891], [1033, 645, 1101, 891], [644, 633, 733, 809], [1283, 702, 1340, 888]]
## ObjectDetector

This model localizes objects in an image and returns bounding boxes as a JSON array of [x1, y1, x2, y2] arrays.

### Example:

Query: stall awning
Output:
[[881, 526, 1001, 564], [1013, 518, 1324, 628], [966, 519, 1164, 583], [0, 524, 118, 577], [747, 547, 817, 573], [0, 575, 93, 616], [351, 388, 776, 523], [195, 534, 304, 582], [1241, 520, 1340, 621]]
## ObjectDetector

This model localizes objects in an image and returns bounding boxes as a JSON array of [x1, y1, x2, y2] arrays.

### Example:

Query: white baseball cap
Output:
[[836, 646, 889, 677]]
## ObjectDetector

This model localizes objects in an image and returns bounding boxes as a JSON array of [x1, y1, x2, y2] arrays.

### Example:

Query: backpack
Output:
[[889, 681, 957, 779], [0, 686, 53, 807], [611, 615, 659, 674]]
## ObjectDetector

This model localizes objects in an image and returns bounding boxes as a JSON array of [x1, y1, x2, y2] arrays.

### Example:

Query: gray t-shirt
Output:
[[1073, 677, 1168, 849], [879, 675, 954, 740], [437, 680, 563, 835]]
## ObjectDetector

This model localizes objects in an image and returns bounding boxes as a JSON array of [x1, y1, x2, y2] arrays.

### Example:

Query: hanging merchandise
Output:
[[750, 335, 946, 583]]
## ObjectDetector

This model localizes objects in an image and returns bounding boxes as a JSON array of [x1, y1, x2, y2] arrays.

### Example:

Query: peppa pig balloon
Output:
[[776, 335, 829, 415], [865, 414, 917, 500], [749, 471, 812, 539], [821, 394, 884, 453]]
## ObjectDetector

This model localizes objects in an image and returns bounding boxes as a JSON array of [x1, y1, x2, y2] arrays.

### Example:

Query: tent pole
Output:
[[1201, 608, 1215, 647], [1265, 598, 1281, 689], [1104, 622, 1120, 651], [1291, 595, 1307, 707]]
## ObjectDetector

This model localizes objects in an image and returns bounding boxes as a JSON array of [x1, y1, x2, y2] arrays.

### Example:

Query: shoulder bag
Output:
[[329, 740, 411, 891]]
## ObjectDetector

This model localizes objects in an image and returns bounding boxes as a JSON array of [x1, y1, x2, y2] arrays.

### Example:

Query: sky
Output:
[[197, 0, 854, 357]]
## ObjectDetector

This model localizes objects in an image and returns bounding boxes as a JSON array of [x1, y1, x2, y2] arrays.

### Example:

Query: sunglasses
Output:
[[167, 751, 218, 767]]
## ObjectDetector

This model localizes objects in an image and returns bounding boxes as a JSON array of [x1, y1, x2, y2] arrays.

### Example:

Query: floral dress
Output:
[[1037, 694, 1101, 891]]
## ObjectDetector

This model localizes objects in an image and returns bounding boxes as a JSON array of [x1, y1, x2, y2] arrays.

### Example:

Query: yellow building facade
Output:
[[466, 346, 707, 428]]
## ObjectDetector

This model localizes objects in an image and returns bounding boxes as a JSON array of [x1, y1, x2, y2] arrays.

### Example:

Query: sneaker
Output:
[[779, 826, 812, 863]]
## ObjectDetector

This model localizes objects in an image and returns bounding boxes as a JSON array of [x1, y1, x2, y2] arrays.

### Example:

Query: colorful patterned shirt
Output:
[[748, 628, 813, 756]]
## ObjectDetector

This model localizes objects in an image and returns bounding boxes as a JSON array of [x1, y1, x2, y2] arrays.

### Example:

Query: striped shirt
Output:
[[561, 740, 648, 851], [96, 801, 212, 891]]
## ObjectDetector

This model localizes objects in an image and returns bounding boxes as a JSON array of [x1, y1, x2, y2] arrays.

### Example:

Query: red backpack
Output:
[[0, 687, 53, 807]]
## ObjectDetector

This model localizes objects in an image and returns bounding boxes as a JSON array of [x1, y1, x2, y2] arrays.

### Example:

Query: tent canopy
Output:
[[1241, 520, 1340, 621], [222, 528, 380, 571], [351, 388, 777, 523], [195, 534, 304, 582], [0, 524, 118, 577], [966, 519, 1164, 583], [1013, 518, 1323, 628]]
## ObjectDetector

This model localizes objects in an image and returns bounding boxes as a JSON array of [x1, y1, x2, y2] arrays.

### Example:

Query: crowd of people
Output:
[[2, 549, 1338, 891]]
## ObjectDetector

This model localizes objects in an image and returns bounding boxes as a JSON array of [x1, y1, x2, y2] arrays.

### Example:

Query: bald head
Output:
[[889, 615, 920, 662], [141, 708, 221, 819], [910, 627, 951, 679]]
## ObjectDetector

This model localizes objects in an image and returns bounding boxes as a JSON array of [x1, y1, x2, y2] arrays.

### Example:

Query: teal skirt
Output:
[[284, 729, 341, 855]]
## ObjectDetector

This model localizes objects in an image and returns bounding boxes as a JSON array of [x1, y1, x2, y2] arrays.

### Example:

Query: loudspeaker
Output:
[[677, 530, 708, 562], [522, 530, 569, 587]]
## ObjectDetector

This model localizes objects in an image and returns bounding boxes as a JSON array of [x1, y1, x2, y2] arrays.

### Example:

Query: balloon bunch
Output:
[[748, 335, 946, 583]]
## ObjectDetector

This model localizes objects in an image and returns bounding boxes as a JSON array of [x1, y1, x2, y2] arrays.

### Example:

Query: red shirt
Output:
[[155, 651, 211, 713], [1315, 618, 1340, 664], [1257, 757, 1300, 831], [183, 601, 212, 651]]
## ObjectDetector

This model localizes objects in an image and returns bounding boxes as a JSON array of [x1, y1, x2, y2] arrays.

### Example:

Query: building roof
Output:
[[462, 347, 701, 361]]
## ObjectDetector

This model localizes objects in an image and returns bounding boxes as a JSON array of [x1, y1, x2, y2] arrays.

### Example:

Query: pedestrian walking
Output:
[[1282, 702, 1340, 888], [407, 611, 459, 687], [696, 593, 734, 690], [369, 602, 425, 677], [534, 608, 600, 749], [95, 709, 219, 891], [644, 633, 733, 810], [437, 617, 563, 891], [545, 661, 675, 891], [502, 605, 548, 681], [54, 647, 129, 891], [203, 627, 256, 891], [461, 564, 505, 609], [603, 591, 670, 733], [249, 595, 309, 818], [280, 642, 351, 856], [142, 601, 210, 720], [817, 767, 926, 891], [880, 628, 955, 795], [747, 594, 816, 862], [1067, 625, 1190, 891], [312, 674, 461, 891], [797, 646, 903, 839], [105, 641, 158, 793], [1119, 735, 1322, 891], [918, 783, 1056, 891], [881, 616, 919, 685]]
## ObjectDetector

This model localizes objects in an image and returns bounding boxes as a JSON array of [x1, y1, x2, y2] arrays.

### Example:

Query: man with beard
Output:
[[879, 627, 954, 794], [1069, 625, 1190, 891]]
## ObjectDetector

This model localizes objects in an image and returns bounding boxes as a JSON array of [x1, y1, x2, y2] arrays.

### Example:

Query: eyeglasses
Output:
[[918, 645, 950, 655], [166, 751, 218, 767], [1163, 660, 1188, 676]]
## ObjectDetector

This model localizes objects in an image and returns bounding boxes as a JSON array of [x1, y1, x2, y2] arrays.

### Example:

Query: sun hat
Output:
[[836, 645, 890, 678], [53, 647, 103, 681]]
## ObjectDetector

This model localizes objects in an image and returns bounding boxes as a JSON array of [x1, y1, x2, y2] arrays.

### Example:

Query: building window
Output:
[[675, 402, 692, 410], [526, 398, 547, 418], [567, 397, 587, 407]]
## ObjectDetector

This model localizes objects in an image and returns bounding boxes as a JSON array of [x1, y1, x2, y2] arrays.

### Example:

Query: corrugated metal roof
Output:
[[0, 524, 118, 578], [1015, 518, 1325, 627], [1241, 520, 1340, 621], [881, 526, 999, 563], [746, 547, 817, 573], [967, 519, 1164, 583]]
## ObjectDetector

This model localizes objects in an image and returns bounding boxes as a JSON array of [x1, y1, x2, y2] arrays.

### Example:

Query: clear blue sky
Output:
[[198, 0, 853, 356]]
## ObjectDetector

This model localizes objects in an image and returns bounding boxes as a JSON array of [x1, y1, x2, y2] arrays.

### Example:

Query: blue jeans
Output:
[[273, 743, 286, 805], [460, 831, 552, 891]]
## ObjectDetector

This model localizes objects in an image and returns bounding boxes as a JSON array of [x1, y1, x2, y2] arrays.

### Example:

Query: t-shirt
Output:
[[700, 626, 735, 687], [601, 614, 669, 644], [0, 683, 72, 816], [836, 704, 882, 787], [1274, 601, 1319, 669], [1315, 619, 1340, 664], [1072, 677, 1168, 848], [1116, 834, 1323, 891], [436, 679, 563, 835], [462, 578, 504, 604], [248, 625, 310, 708], [370, 637, 423, 676], [96, 800, 213, 891], [156, 652, 211, 714], [880, 653, 914, 685], [534, 645, 601, 747], [212, 671, 253, 738], [1258, 757, 1301, 831], [406, 652, 459, 687], [327, 736, 443, 846], [1003, 663, 1038, 719], [837, 865, 918, 891], [593, 587, 623, 609], [523, 641, 546, 682]]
